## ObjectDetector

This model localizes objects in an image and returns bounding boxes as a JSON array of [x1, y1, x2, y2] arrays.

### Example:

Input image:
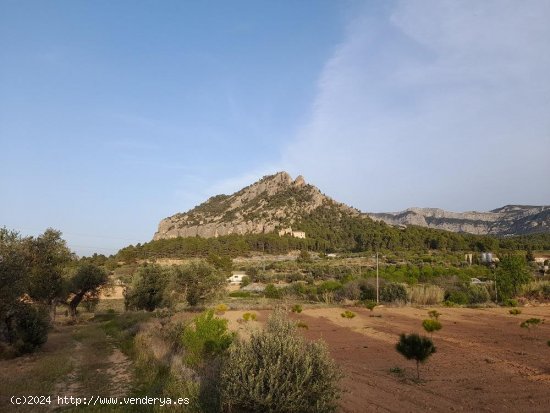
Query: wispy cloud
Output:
[[282, 0, 550, 212]]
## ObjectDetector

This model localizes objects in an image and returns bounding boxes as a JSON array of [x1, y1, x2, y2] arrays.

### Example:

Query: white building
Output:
[[227, 271, 247, 285]]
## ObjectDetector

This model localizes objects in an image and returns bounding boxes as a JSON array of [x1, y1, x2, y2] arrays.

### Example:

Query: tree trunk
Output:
[[69, 292, 86, 319]]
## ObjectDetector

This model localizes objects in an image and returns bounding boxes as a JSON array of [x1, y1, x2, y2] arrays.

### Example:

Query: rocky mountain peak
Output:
[[153, 172, 351, 240]]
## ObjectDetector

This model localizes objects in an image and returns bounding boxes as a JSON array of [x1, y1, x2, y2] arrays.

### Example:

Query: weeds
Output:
[[341, 310, 356, 319]]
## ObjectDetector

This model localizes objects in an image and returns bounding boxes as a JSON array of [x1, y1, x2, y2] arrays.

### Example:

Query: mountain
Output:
[[366, 205, 550, 236], [153, 172, 358, 240], [153, 172, 550, 240]]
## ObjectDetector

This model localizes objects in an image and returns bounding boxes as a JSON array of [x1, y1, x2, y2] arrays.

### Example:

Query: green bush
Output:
[[380, 283, 407, 303], [125, 265, 169, 311], [229, 290, 251, 298], [264, 284, 281, 299], [447, 291, 468, 305], [296, 321, 308, 329], [467, 285, 490, 304], [503, 298, 518, 307], [341, 310, 356, 319], [509, 308, 522, 315], [291, 304, 303, 313], [422, 319, 442, 335], [9, 303, 49, 354], [181, 310, 234, 367], [242, 312, 257, 322], [220, 310, 341, 412]]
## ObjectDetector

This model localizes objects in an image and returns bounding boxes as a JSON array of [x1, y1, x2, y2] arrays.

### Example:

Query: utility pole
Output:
[[376, 251, 379, 304]]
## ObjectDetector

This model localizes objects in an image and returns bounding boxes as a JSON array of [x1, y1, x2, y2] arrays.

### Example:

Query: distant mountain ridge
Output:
[[366, 205, 550, 236], [153, 172, 550, 240]]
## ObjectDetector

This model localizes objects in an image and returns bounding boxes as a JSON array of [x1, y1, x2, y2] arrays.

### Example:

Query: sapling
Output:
[[422, 319, 442, 338], [395, 333, 436, 380], [520, 318, 544, 338], [364, 301, 377, 312]]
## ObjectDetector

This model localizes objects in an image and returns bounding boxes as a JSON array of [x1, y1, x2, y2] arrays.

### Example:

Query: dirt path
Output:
[[0, 320, 134, 412]]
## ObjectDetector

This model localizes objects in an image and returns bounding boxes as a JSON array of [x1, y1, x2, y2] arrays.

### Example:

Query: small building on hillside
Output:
[[227, 271, 247, 285], [278, 226, 306, 239]]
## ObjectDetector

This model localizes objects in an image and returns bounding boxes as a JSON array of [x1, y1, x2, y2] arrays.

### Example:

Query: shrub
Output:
[[220, 310, 341, 412], [509, 308, 522, 315], [180, 310, 234, 367], [520, 318, 544, 329], [363, 301, 377, 311], [380, 283, 407, 303], [8, 303, 49, 355], [291, 304, 303, 313], [214, 303, 229, 315], [520, 281, 550, 301], [467, 285, 490, 304], [503, 298, 518, 307], [341, 310, 356, 319], [395, 333, 436, 380], [264, 284, 281, 299], [229, 291, 251, 298], [428, 310, 441, 320], [242, 312, 257, 322], [125, 265, 169, 311], [447, 291, 468, 305], [422, 319, 442, 336]]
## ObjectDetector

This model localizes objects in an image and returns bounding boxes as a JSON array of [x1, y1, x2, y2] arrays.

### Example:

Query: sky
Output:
[[1, 0, 549, 256]]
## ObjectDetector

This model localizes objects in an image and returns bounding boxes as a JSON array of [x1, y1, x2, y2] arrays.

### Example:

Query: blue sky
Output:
[[1, 0, 549, 256]]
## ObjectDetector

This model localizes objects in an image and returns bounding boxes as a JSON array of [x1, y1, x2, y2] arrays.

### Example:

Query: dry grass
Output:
[[407, 284, 445, 305]]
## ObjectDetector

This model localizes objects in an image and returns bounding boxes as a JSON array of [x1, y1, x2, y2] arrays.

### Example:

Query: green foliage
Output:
[[447, 290, 468, 305], [520, 318, 544, 329], [503, 298, 518, 307], [341, 310, 356, 319], [395, 333, 436, 379], [496, 255, 532, 301], [171, 261, 227, 306], [364, 300, 377, 311], [180, 310, 234, 367], [380, 283, 408, 303], [220, 310, 341, 413], [291, 304, 303, 313], [297, 250, 312, 263], [214, 303, 229, 315], [2, 303, 50, 356], [66, 263, 108, 317], [26, 228, 74, 311], [467, 284, 490, 304], [422, 319, 442, 335], [520, 281, 550, 301], [509, 308, 522, 315], [206, 253, 232, 272], [428, 310, 441, 320], [229, 290, 251, 298], [125, 265, 169, 311], [242, 312, 257, 322], [264, 283, 281, 299]]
